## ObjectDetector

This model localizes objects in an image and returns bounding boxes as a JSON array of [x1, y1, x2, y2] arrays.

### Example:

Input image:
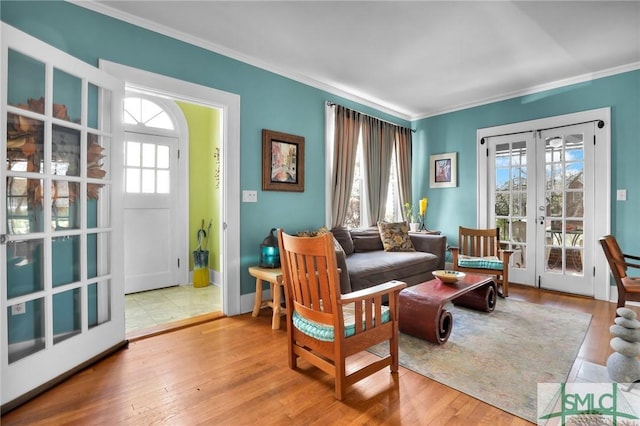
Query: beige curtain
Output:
[[394, 127, 413, 221], [331, 106, 361, 228], [362, 116, 394, 226]]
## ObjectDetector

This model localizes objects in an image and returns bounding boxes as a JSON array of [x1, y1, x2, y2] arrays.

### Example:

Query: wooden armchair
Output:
[[599, 235, 640, 309], [277, 229, 406, 400], [450, 226, 513, 297]]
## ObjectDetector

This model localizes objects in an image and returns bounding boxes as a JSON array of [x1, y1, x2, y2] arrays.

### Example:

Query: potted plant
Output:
[[403, 202, 420, 232]]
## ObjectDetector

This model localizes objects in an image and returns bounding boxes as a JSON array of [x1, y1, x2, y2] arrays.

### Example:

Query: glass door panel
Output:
[[7, 297, 45, 364], [53, 68, 81, 124], [6, 239, 44, 298], [2, 23, 124, 405], [52, 288, 81, 344], [7, 49, 45, 108], [537, 123, 593, 296], [489, 134, 536, 285], [542, 133, 584, 275], [52, 235, 81, 287]]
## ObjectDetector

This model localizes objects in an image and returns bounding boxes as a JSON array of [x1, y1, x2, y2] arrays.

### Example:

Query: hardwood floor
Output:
[[2, 285, 628, 425]]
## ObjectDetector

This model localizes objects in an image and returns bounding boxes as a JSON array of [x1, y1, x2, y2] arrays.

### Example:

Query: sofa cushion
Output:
[[351, 227, 384, 252], [346, 250, 439, 291], [377, 221, 415, 252], [331, 226, 354, 255]]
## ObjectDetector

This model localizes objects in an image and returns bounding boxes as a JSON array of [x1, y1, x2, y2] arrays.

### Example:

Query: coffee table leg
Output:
[[400, 300, 453, 344], [453, 281, 497, 312]]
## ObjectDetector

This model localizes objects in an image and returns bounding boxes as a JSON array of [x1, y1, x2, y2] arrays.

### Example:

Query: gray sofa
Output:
[[330, 227, 447, 294]]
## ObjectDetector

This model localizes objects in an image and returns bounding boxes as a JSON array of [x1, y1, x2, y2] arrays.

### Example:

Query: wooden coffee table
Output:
[[399, 274, 497, 344]]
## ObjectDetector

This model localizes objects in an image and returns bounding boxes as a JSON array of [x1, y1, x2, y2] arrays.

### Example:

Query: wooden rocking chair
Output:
[[450, 226, 513, 297], [599, 235, 640, 309], [277, 229, 406, 400]]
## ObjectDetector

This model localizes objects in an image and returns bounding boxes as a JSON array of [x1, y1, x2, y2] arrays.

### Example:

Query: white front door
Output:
[[123, 131, 179, 294], [479, 109, 610, 299], [1, 24, 124, 406]]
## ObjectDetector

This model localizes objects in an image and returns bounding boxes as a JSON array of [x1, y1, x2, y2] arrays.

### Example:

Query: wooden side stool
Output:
[[248, 266, 285, 330]]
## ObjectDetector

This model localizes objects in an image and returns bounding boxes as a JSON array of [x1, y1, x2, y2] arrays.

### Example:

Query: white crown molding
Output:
[[72, 1, 640, 124], [71, 0, 413, 121], [411, 61, 640, 121]]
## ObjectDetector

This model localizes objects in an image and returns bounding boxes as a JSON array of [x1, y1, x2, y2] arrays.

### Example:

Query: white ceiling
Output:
[[84, 1, 640, 120]]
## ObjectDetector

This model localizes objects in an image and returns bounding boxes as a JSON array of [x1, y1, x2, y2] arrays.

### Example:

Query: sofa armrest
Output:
[[334, 245, 353, 294], [410, 234, 447, 269]]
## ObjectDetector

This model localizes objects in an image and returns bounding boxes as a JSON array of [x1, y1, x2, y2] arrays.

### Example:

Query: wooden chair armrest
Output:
[[624, 253, 640, 262], [624, 261, 640, 270], [339, 280, 407, 304]]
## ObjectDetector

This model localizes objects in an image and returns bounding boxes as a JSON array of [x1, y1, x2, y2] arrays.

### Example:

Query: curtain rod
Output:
[[480, 119, 604, 144], [326, 101, 416, 133]]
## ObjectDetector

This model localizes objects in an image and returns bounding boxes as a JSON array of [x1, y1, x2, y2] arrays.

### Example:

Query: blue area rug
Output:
[[369, 299, 592, 422]]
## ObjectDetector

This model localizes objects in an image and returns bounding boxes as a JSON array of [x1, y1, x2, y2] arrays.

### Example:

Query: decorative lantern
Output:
[[260, 228, 280, 268]]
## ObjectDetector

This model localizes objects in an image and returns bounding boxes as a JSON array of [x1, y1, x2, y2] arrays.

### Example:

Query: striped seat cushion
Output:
[[292, 303, 390, 342], [458, 255, 503, 270]]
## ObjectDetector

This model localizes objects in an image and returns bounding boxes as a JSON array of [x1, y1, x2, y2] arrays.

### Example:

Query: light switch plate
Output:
[[617, 189, 627, 201], [243, 190, 257, 203]]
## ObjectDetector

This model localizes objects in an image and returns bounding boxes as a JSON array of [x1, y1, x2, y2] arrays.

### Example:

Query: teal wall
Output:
[[3, 2, 638, 297], [413, 71, 640, 253], [0, 1, 409, 296]]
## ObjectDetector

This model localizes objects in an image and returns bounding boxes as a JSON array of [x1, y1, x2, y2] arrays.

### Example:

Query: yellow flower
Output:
[[419, 197, 428, 216]]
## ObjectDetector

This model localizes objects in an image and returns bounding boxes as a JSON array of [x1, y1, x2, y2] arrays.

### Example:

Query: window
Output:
[[125, 141, 170, 194], [124, 97, 174, 130], [328, 104, 410, 229], [345, 140, 402, 228]]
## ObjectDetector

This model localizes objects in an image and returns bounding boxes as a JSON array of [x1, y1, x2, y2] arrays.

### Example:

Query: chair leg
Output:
[[288, 337, 298, 369], [390, 325, 399, 373], [335, 359, 346, 401]]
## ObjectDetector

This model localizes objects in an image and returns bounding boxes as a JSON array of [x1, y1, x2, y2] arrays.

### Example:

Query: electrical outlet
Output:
[[11, 302, 26, 316], [243, 190, 257, 203]]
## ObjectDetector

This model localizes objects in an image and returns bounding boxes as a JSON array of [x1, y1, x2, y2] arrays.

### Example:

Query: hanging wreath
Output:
[[6, 97, 106, 207]]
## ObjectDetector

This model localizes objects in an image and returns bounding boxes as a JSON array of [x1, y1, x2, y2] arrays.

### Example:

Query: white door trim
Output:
[[99, 60, 241, 315], [477, 108, 611, 301]]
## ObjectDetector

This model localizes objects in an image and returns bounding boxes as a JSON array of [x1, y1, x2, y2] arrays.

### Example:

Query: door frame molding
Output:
[[99, 60, 241, 315], [476, 107, 611, 301]]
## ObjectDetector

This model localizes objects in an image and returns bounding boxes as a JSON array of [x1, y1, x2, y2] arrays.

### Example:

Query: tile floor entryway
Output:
[[125, 284, 222, 334]]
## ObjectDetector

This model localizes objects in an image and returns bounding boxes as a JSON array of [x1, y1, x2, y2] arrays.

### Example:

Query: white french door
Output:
[[536, 124, 594, 295], [1, 24, 124, 406], [479, 109, 610, 299]]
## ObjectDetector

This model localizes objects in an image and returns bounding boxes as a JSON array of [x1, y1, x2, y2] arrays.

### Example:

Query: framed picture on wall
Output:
[[429, 152, 457, 188], [262, 129, 305, 192]]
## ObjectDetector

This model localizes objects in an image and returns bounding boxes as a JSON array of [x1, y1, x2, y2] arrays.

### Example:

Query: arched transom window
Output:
[[124, 96, 174, 130]]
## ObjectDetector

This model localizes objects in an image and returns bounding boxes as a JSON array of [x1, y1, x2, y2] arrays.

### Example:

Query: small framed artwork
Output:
[[262, 129, 305, 192], [429, 152, 457, 188]]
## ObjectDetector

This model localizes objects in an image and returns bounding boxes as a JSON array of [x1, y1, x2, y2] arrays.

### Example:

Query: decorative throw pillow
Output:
[[297, 226, 330, 237], [377, 221, 415, 252]]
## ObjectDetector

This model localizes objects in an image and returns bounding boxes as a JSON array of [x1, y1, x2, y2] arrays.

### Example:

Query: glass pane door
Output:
[[1, 23, 124, 406], [537, 123, 594, 296], [488, 133, 536, 286]]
